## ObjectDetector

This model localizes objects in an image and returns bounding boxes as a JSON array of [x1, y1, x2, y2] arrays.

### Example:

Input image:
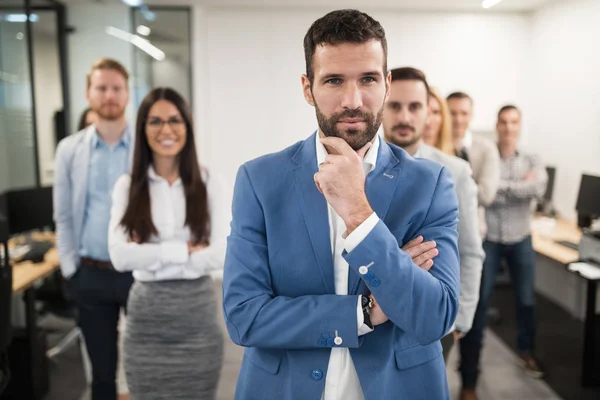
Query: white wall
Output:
[[526, 0, 600, 221], [193, 7, 530, 184], [67, 4, 135, 134]]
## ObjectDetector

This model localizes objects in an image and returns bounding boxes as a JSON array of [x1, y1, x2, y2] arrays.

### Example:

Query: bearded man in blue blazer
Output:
[[223, 9, 460, 400]]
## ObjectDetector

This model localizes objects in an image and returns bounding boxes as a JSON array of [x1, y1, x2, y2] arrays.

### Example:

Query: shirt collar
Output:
[[147, 165, 182, 186], [461, 130, 473, 149], [315, 132, 379, 174], [91, 125, 131, 148], [413, 141, 424, 158]]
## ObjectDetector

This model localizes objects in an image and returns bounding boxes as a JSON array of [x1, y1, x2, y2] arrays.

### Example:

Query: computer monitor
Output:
[[544, 167, 556, 203], [4, 187, 54, 235], [576, 174, 600, 229]]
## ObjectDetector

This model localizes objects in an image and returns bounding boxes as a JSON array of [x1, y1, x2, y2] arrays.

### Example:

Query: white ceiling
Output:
[[73, 0, 554, 13]]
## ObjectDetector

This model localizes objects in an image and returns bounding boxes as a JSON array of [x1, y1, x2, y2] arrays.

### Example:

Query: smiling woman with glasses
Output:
[[107, 87, 231, 400]]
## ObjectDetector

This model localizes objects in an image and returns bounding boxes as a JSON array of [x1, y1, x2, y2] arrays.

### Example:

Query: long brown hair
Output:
[[120, 87, 210, 244]]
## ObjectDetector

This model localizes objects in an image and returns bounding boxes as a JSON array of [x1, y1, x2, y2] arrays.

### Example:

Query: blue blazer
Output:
[[223, 133, 460, 400]]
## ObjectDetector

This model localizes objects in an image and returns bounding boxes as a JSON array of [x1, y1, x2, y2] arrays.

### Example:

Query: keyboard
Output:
[[555, 240, 579, 251]]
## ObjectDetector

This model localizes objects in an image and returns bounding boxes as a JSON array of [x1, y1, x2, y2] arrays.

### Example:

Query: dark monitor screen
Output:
[[4, 187, 54, 235], [544, 166, 556, 202], [576, 174, 600, 218]]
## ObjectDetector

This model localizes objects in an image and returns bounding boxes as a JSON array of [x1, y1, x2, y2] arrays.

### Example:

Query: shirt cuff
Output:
[[357, 295, 374, 336], [344, 212, 379, 253], [160, 241, 189, 264]]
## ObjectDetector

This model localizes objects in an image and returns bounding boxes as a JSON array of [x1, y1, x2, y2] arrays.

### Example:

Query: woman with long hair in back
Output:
[[108, 87, 229, 399], [423, 87, 454, 155]]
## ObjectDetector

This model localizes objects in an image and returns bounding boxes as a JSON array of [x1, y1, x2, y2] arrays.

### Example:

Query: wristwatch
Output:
[[361, 295, 374, 330]]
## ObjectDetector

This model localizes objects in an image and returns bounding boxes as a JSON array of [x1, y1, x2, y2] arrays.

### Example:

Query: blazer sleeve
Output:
[[343, 166, 461, 345], [222, 165, 362, 350], [453, 166, 484, 333], [476, 140, 501, 207], [53, 139, 79, 279]]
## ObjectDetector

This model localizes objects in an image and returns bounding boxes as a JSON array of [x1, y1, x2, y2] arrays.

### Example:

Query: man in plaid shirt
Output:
[[459, 105, 548, 400]]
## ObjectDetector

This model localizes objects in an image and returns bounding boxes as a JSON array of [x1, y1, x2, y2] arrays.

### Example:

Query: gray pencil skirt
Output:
[[124, 276, 224, 400]]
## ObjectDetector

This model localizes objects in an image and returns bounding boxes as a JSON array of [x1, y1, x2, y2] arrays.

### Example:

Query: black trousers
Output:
[[70, 265, 133, 400]]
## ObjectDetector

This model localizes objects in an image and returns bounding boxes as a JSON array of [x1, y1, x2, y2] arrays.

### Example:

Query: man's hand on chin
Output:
[[313, 137, 374, 234]]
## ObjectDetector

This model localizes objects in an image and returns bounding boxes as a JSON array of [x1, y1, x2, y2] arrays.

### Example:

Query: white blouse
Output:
[[108, 167, 231, 282]]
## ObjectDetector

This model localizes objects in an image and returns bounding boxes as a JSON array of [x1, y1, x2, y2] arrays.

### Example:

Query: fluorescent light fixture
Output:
[[105, 26, 165, 61], [482, 0, 504, 8], [4, 13, 39, 22], [136, 25, 151, 36], [122, 0, 143, 6]]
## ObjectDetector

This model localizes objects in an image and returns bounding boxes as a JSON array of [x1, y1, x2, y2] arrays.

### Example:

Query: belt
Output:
[[80, 257, 114, 270]]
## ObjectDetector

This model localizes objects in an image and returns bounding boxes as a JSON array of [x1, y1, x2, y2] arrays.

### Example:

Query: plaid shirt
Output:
[[485, 150, 548, 244]]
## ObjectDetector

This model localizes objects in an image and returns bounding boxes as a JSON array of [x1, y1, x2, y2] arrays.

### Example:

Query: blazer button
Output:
[[326, 338, 334, 347], [311, 369, 323, 381], [370, 277, 381, 287], [318, 338, 327, 346], [334, 336, 343, 345], [359, 266, 369, 275]]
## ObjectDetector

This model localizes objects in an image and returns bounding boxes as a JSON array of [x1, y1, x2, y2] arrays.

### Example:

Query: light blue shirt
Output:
[[79, 128, 131, 261]]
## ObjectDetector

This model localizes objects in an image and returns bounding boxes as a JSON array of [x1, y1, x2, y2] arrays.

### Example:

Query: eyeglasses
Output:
[[146, 117, 185, 133]]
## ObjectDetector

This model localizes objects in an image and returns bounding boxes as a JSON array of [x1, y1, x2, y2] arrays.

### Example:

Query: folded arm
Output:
[[223, 165, 362, 350], [343, 167, 461, 345], [108, 175, 189, 272]]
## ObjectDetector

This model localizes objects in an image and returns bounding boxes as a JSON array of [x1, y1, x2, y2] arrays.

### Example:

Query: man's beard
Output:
[[385, 123, 421, 149], [315, 102, 383, 151], [95, 103, 126, 121]]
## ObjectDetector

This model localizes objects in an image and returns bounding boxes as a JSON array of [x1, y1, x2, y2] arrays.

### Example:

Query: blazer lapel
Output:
[[292, 133, 335, 294], [348, 141, 402, 295]]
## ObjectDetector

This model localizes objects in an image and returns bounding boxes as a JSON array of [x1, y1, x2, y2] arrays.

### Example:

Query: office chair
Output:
[[36, 271, 83, 360]]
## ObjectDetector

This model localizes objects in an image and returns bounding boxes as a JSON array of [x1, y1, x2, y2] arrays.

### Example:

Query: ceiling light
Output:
[[482, 0, 504, 8], [122, 0, 143, 6], [136, 25, 151, 36], [105, 26, 165, 61], [4, 13, 38, 22]]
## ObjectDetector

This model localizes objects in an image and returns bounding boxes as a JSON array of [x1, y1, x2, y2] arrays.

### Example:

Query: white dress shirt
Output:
[[108, 166, 231, 281], [316, 133, 380, 400]]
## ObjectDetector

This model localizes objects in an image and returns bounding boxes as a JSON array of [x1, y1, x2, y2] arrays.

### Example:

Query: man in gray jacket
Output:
[[447, 92, 500, 237], [382, 67, 484, 361]]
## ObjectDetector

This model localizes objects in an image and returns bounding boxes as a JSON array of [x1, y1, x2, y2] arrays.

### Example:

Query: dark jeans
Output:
[[70, 265, 133, 400], [459, 236, 536, 389], [441, 332, 455, 362]]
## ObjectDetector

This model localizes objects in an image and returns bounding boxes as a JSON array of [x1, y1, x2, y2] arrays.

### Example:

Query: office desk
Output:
[[9, 234, 59, 400], [531, 217, 600, 387], [531, 216, 580, 265], [12, 247, 59, 293]]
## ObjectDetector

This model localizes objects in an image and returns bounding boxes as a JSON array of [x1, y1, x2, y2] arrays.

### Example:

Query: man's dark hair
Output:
[[390, 67, 431, 98], [497, 104, 521, 119], [303, 9, 387, 83], [446, 91, 472, 104]]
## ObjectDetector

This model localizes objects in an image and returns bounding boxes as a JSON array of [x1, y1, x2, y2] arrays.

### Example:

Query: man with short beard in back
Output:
[[54, 58, 134, 400]]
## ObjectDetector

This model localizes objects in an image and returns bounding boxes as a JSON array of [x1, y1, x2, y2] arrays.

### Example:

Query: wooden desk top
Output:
[[531, 216, 581, 265], [10, 233, 60, 294]]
